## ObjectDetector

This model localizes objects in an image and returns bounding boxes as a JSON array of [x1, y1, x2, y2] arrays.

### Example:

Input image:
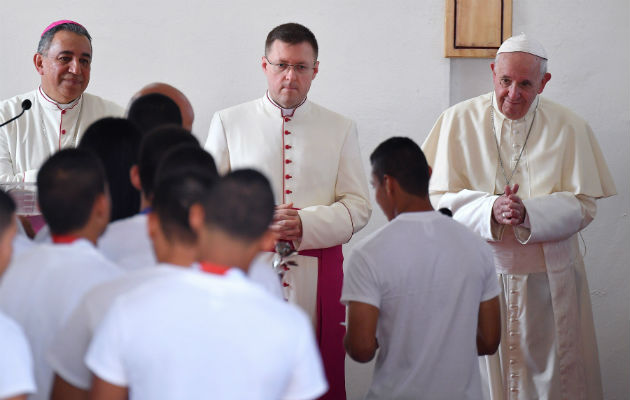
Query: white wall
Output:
[[1, 1, 627, 398]]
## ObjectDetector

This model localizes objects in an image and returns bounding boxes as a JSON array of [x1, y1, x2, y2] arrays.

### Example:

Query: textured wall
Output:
[[0, 1, 627, 398]]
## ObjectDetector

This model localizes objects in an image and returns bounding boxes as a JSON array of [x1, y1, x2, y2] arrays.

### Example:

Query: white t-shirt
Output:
[[0, 239, 123, 400], [86, 267, 327, 400], [0, 311, 36, 398], [341, 211, 500, 400], [48, 264, 189, 389], [98, 213, 156, 271]]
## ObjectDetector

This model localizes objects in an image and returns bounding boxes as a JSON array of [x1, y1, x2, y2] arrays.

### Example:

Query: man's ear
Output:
[[188, 203, 205, 235], [33, 53, 45, 75], [257, 229, 276, 253], [428, 166, 432, 178], [92, 193, 110, 225], [384, 175, 395, 195], [538, 72, 552, 93], [129, 165, 141, 191]]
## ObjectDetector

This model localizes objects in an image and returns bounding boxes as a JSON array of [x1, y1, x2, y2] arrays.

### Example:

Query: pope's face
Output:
[[34, 30, 92, 104], [262, 40, 318, 109], [491, 52, 551, 120]]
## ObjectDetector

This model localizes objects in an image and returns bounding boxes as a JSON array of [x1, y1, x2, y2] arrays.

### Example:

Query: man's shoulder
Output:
[[215, 97, 262, 117], [0, 90, 37, 117], [538, 96, 589, 126], [304, 99, 354, 124], [445, 92, 493, 117], [81, 92, 124, 116]]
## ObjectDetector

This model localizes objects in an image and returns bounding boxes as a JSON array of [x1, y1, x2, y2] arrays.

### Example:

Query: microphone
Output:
[[0, 99, 32, 128]]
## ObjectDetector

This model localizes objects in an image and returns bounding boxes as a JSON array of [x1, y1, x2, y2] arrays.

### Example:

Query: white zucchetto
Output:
[[497, 33, 548, 60]]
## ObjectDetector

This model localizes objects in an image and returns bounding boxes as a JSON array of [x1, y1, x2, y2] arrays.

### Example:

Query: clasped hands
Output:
[[271, 203, 303, 241], [492, 184, 527, 226]]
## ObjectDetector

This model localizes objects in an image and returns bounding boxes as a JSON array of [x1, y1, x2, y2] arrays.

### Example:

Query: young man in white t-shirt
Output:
[[97, 125, 199, 270], [0, 149, 122, 400], [0, 189, 36, 400], [86, 169, 328, 400], [47, 144, 218, 399], [342, 137, 501, 400]]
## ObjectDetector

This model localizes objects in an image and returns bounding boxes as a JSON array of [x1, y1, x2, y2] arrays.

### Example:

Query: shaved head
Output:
[[130, 82, 194, 130]]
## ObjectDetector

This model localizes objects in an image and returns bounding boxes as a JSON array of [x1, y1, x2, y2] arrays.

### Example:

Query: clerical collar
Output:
[[491, 93, 539, 122], [266, 92, 307, 116], [38, 86, 82, 110]]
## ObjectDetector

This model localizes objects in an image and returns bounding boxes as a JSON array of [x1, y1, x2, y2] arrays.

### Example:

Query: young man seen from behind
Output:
[[86, 169, 328, 400], [342, 137, 501, 399]]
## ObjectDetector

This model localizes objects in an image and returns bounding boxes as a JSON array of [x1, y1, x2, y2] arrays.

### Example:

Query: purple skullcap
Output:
[[41, 20, 86, 37]]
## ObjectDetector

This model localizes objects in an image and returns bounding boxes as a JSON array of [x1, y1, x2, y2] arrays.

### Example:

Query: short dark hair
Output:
[[127, 93, 183, 134], [155, 144, 218, 184], [0, 189, 16, 234], [37, 149, 107, 234], [37, 23, 91, 55], [265, 23, 318, 59], [138, 125, 199, 199], [152, 145, 219, 244], [79, 118, 141, 222], [370, 137, 430, 197], [201, 169, 274, 241]]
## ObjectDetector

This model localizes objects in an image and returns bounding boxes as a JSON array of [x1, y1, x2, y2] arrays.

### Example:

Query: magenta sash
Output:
[[299, 245, 346, 400]]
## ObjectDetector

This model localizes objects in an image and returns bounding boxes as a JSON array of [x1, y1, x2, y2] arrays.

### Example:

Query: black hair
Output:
[[370, 137, 430, 197], [137, 125, 199, 199], [152, 145, 219, 244], [0, 189, 16, 234], [37, 148, 107, 234], [127, 93, 183, 134], [201, 169, 274, 241], [265, 23, 318, 59], [79, 117, 141, 221], [38, 22, 91, 55]]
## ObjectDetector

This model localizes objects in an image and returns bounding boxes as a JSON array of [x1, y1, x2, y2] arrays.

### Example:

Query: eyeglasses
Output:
[[264, 57, 316, 75]]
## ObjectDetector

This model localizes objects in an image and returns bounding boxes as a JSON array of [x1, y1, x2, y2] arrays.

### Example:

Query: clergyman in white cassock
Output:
[[0, 20, 122, 183], [422, 34, 616, 400]]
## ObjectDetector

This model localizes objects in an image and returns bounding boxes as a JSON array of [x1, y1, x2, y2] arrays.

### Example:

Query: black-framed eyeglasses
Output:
[[264, 57, 316, 75]]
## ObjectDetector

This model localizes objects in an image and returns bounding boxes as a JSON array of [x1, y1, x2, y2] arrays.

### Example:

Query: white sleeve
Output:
[[298, 122, 371, 250], [340, 249, 381, 308], [0, 314, 36, 398], [47, 298, 95, 389], [282, 310, 328, 400], [0, 127, 31, 183], [514, 193, 596, 244], [479, 243, 502, 302], [438, 190, 500, 241], [85, 301, 128, 387], [204, 112, 231, 176]]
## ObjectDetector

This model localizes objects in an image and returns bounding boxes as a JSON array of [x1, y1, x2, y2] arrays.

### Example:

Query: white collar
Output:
[[37, 86, 82, 111]]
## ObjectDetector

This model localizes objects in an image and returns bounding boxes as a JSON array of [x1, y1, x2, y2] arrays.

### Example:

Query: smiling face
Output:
[[491, 52, 551, 120], [262, 40, 318, 109], [34, 30, 92, 104]]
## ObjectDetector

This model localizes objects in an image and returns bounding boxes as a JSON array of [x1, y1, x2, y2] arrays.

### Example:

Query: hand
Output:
[[492, 184, 527, 226], [271, 203, 303, 241]]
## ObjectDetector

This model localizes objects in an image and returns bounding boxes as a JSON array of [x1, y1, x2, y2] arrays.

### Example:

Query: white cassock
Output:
[[422, 92, 616, 400], [205, 92, 371, 321], [205, 93, 371, 398], [0, 87, 123, 182], [0, 239, 123, 400]]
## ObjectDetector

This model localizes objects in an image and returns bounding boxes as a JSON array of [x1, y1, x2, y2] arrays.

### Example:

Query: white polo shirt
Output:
[[86, 267, 327, 400]]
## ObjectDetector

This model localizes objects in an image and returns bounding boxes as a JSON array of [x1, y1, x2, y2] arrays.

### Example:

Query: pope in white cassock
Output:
[[0, 20, 123, 183], [422, 34, 616, 400], [204, 23, 371, 400]]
